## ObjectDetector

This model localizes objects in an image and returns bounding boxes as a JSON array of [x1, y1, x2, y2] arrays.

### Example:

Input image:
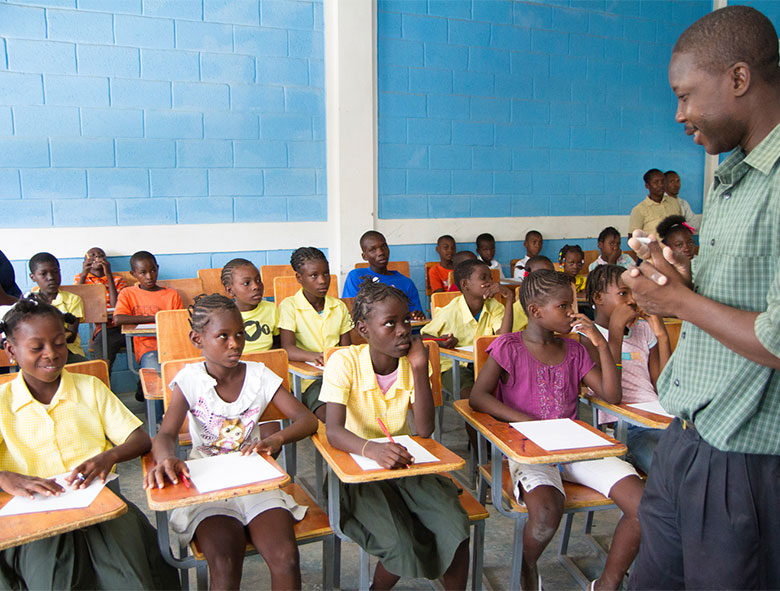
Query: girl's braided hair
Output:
[[585, 264, 626, 306], [220, 258, 258, 288], [518, 269, 572, 314], [290, 247, 328, 273], [188, 293, 239, 332], [558, 244, 584, 264], [0, 294, 77, 349], [351, 277, 409, 324], [656, 215, 693, 242]]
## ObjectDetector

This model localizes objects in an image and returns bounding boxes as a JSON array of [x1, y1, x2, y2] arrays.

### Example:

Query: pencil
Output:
[[376, 417, 396, 443], [421, 336, 449, 342], [181, 472, 191, 489]]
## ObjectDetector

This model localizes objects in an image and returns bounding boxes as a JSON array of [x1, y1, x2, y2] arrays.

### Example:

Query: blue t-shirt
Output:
[[341, 268, 423, 313]]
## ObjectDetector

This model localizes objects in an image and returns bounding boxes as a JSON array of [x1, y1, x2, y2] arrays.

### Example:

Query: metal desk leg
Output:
[[146, 398, 159, 437], [124, 334, 139, 375]]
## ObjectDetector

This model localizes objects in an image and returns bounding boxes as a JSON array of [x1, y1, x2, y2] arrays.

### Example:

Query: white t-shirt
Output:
[[513, 256, 530, 280], [169, 361, 282, 458]]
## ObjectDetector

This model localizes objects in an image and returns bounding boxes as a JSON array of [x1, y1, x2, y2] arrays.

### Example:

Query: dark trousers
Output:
[[92, 325, 125, 372], [628, 419, 780, 590]]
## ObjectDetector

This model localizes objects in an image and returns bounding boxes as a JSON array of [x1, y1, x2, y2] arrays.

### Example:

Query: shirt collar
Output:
[[715, 122, 780, 186], [356, 344, 413, 399], [456, 294, 481, 325], [292, 288, 338, 313], [10, 369, 75, 412]]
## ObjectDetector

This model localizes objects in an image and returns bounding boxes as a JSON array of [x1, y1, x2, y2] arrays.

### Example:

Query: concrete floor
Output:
[[117, 391, 624, 590]]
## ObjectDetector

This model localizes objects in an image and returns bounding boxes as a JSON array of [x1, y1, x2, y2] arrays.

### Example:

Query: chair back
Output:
[[260, 265, 295, 294], [664, 318, 682, 351], [158, 277, 204, 309], [474, 335, 500, 376], [354, 261, 410, 278], [339, 297, 365, 345], [197, 268, 227, 297], [510, 259, 520, 274], [431, 291, 460, 316], [61, 284, 108, 324], [273, 276, 337, 307], [114, 271, 138, 287], [324, 341, 442, 407], [156, 309, 199, 364], [583, 250, 600, 270], [0, 359, 110, 387], [0, 348, 15, 370], [424, 262, 437, 296], [161, 350, 291, 441]]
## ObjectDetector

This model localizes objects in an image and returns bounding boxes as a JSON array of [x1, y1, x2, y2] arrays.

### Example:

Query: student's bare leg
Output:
[[371, 561, 401, 591], [441, 538, 470, 590], [247, 508, 301, 591], [194, 515, 247, 590], [521, 485, 565, 591], [595, 475, 644, 591]]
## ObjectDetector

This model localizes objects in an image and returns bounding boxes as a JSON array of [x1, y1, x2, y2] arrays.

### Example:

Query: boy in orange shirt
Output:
[[428, 235, 456, 293], [112, 251, 182, 400]]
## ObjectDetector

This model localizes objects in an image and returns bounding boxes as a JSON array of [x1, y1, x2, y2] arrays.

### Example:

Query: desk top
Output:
[[453, 399, 626, 464], [0, 487, 127, 551], [411, 319, 430, 328], [142, 454, 290, 511], [287, 360, 324, 378], [121, 324, 157, 336], [582, 394, 673, 429], [312, 424, 464, 484], [140, 368, 162, 400], [439, 347, 475, 362]]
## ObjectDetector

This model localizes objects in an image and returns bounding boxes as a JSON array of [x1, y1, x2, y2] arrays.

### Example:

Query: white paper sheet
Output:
[[185, 452, 283, 494], [0, 473, 118, 517], [135, 323, 156, 329], [510, 419, 614, 451], [305, 361, 325, 370], [349, 435, 439, 471], [627, 401, 674, 418], [456, 345, 473, 352]]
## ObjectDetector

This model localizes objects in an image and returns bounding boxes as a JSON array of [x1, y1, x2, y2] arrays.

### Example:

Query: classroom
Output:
[[1, 0, 779, 589]]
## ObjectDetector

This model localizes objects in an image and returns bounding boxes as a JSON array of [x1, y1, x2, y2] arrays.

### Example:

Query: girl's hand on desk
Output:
[[440, 334, 458, 349], [67, 451, 116, 489], [144, 457, 189, 490], [309, 352, 325, 366], [0, 472, 64, 499], [410, 309, 426, 321], [367, 441, 414, 470], [241, 434, 284, 458]]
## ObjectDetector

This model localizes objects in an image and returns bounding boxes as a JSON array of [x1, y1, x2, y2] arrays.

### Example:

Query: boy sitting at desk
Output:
[[428, 234, 456, 294], [476, 233, 505, 279], [342, 230, 426, 320]]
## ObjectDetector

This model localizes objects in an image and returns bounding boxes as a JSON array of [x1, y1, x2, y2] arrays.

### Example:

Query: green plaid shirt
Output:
[[658, 122, 780, 454]]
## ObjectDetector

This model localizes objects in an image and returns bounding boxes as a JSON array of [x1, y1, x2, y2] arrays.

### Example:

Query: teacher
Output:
[[624, 6, 780, 589]]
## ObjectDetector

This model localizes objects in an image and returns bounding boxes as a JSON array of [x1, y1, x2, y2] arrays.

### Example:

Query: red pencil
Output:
[[421, 336, 449, 342], [181, 472, 191, 489], [376, 417, 396, 444]]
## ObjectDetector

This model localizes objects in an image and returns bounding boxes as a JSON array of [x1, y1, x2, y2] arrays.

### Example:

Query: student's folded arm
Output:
[[497, 288, 515, 335], [408, 341, 434, 438], [324, 401, 365, 454], [470, 357, 532, 422], [279, 328, 320, 363], [582, 360, 622, 405]]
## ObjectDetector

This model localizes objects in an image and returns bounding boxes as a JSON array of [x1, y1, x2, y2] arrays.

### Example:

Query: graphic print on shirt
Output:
[[244, 319, 272, 342], [536, 365, 565, 419], [190, 396, 261, 454]]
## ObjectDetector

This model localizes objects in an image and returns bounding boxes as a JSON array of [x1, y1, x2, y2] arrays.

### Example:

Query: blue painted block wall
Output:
[[377, 0, 711, 221], [0, 0, 325, 227]]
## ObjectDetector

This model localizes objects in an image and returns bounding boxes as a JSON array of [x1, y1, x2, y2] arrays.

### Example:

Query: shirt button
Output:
[[723, 192, 731, 200], [710, 239, 715, 246], [674, 379, 680, 387], [681, 331, 686, 339]]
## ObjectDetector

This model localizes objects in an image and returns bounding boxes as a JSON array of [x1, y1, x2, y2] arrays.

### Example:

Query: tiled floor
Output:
[[118, 391, 624, 590]]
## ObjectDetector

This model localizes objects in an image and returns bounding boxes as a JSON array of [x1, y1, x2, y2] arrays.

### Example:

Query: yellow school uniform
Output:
[[319, 344, 415, 439], [421, 294, 505, 372], [0, 370, 142, 478], [278, 289, 353, 352], [51, 290, 85, 357], [241, 301, 279, 353], [512, 300, 528, 332]]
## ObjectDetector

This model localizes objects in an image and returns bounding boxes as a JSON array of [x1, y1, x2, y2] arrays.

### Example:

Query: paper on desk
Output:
[[456, 345, 473, 352], [186, 452, 283, 494], [135, 323, 156, 329], [0, 473, 118, 516], [350, 435, 439, 471], [627, 401, 674, 418], [510, 419, 613, 451], [305, 361, 325, 370]]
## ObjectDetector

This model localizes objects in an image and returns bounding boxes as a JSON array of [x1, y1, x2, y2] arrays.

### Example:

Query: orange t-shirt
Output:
[[113, 286, 183, 362], [73, 273, 127, 308], [428, 263, 453, 292]]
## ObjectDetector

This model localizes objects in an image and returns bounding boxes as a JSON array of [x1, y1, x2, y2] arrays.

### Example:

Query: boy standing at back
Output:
[[112, 251, 182, 398], [429, 235, 456, 293], [342, 231, 426, 320], [664, 170, 701, 231], [513, 230, 543, 279], [29, 252, 87, 363], [475, 233, 504, 279], [628, 169, 682, 237]]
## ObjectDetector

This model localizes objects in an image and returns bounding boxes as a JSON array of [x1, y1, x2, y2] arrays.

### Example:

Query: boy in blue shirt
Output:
[[342, 231, 426, 320]]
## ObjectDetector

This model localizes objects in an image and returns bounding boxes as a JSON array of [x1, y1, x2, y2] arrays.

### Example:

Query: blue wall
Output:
[[0, 0, 325, 227], [377, 0, 710, 220]]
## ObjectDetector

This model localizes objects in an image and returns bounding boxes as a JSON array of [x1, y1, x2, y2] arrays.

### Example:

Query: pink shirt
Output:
[[375, 368, 399, 396], [487, 332, 595, 420]]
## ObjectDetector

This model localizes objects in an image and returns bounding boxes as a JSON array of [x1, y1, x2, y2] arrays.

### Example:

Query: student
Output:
[[342, 231, 426, 320], [558, 245, 587, 293], [583, 265, 671, 473], [221, 258, 279, 353], [428, 235, 456, 293], [145, 294, 317, 590], [320, 280, 470, 590], [421, 259, 514, 412], [112, 251, 183, 399], [74, 247, 127, 371], [663, 170, 700, 231], [513, 230, 543, 279], [29, 252, 86, 363], [656, 215, 696, 261], [0, 249, 21, 300], [279, 247, 352, 421], [447, 251, 478, 292], [0, 297, 180, 590], [628, 169, 682, 237], [475, 232, 504, 279], [589, 228, 634, 272], [470, 270, 644, 591]]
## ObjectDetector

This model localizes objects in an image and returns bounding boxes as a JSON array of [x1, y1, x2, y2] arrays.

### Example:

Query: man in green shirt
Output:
[[624, 6, 780, 590]]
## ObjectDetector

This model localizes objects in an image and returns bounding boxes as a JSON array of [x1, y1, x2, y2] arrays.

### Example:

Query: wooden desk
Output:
[[439, 347, 474, 400], [0, 488, 127, 551], [121, 324, 157, 375], [410, 318, 429, 328], [581, 393, 673, 443], [142, 454, 290, 512], [287, 360, 323, 401]]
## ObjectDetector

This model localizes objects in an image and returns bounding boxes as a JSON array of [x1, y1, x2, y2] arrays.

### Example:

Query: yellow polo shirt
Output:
[[421, 294, 505, 372], [278, 289, 353, 353], [51, 290, 85, 357], [512, 300, 528, 332], [241, 301, 279, 353], [0, 370, 142, 478], [319, 344, 416, 439], [628, 194, 683, 236]]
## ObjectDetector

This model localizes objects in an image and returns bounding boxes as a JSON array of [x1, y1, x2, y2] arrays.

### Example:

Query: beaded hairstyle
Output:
[[518, 269, 572, 314], [558, 244, 584, 265], [0, 295, 77, 350], [188, 293, 239, 332], [351, 278, 408, 325]]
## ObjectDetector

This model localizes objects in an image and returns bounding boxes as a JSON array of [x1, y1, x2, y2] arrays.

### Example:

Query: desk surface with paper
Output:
[[121, 323, 157, 336], [582, 394, 673, 430], [453, 399, 626, 464], [142, 452, 289, 511]]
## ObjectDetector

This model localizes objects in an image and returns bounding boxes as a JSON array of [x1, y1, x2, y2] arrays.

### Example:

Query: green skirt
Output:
[[0, 494, 181, 590], [340, 473, 469, 580]]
